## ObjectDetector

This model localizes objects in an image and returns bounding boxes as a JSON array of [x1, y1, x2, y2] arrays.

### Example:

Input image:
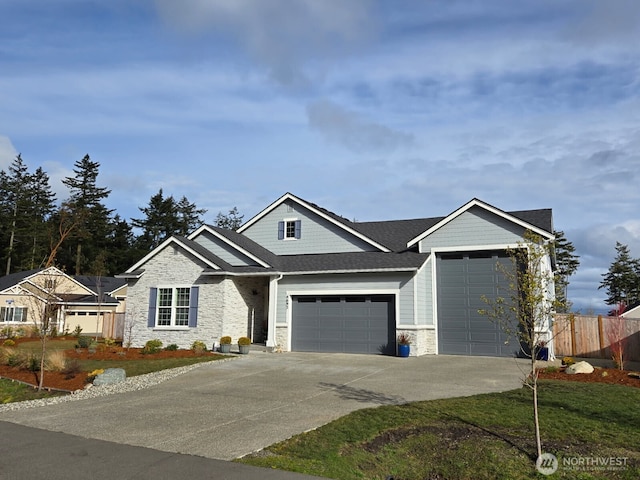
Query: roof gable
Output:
[[406, 198, 554, 248], [188, 225, 273, 268], [237, 192, 390, 253], [123, 236, 223, 275]]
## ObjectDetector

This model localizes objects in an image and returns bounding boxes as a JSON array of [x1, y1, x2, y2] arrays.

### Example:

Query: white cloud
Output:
[[0, 135, 17, 169]]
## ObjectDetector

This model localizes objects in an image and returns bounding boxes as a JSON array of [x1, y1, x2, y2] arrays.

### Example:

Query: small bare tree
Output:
[[123, 306, 143, 350], [479, 230, 567, 461], [606, 303, 627, 370]]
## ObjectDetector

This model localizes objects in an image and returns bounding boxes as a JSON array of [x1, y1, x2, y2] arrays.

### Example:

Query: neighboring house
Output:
[[623, 303, 640, 318], [120, 193, 555, 357], [0, 267, 127, 337]]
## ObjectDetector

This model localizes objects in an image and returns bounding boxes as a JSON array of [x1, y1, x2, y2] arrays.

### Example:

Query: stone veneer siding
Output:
[[126, 245, 267, 350], [395, 328, 436, 357]]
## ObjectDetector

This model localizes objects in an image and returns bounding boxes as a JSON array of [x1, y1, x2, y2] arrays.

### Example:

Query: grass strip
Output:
[[238, 381, 640, 480]]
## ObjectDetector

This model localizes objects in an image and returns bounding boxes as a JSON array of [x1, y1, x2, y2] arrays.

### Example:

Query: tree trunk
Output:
[[38, 334, 46, 392], [75, 242, 82, 275], [532, 361, 542, 460]]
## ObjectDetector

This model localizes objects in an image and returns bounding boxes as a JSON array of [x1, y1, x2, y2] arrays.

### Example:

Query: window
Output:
[[0, 306, 28, 323], [148, 286, 198, 328], [278, 219, 301, 240]]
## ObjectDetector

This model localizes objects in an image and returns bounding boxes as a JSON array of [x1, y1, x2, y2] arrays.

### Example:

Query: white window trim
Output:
[[154, 285, 191, 329], [0, 306, 28, 323], [283, 217, 299, 240]]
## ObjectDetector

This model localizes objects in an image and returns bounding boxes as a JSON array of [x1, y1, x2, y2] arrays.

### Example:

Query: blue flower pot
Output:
[[535, 346, 549, 361], [398, 344, 410, 358]]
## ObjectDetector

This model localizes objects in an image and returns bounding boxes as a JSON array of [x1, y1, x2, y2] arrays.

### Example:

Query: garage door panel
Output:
[[438, 252, 519, 357], [292, 295, 395, 355]]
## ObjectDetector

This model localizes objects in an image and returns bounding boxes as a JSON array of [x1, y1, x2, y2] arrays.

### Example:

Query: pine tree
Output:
[[599, 242, 640, 306], [24, 167, 57, 269], [176, 196, 207, 236], [61, 154, 113, 275], [131, 189, 205, 251], [553, 230, 580, 312], [215, 207, 244, 230]]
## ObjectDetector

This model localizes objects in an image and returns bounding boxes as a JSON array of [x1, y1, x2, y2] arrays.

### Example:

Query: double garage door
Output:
[[437, 251, 520, 357], [292, 295, 395, 355]]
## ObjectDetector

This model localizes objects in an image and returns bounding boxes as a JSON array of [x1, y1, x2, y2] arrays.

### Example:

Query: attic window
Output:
[[278, 219, 301, 240]]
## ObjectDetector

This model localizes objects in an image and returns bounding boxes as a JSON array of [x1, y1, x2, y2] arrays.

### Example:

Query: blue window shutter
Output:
[[148, 288, 157, 327], [278, 221, 285, 240], [295, 220, 301, 239], [188, 286, 199, 327]]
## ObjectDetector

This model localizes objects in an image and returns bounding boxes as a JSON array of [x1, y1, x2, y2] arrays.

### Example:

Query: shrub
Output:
[[164, 343, 179, 351], [73, 325, 83, 337], [544, 366, 559, 373], [76, 336, 93, 349], [87, 369, 105, 383], [1, 326, 15, 339], [0, 347, 16, 365], [220, 336, 232, 345], [5, 350, 21, 367], [397, 332, 411, 345], [562, 356, 575, 366], [24, 354, 40, 372], [238, 337, 251, 346], [45, 350, 67, 372], [62, 359, 82, 378], [3, 339, 15, 347], [104, 337, 116, 347], [191, 340, 207, 353], [142, 339, 163, 354]]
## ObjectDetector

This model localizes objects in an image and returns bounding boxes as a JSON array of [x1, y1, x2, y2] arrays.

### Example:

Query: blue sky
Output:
[[1, 0, 639, 313]]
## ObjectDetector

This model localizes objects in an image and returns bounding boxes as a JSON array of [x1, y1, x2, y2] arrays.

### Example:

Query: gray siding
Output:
[[192, 230, 258, 266], [276, 273, 415, 326], [419, 206, 528, 251], [415, 256, 434, 326], [242, 200, 378, 255]]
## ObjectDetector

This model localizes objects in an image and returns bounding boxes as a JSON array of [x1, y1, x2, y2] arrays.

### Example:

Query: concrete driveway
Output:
[[0, 352, 526, 460]]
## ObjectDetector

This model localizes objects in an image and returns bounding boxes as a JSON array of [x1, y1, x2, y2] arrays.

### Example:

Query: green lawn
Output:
[[238, 381, 640, 480], [0, 378, 67, 404], [77, 356, 220, 377]]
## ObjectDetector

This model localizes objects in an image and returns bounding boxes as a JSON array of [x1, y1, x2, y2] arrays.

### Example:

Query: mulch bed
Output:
[[538, 366, 640, 388], [0, 343, 220, 392]]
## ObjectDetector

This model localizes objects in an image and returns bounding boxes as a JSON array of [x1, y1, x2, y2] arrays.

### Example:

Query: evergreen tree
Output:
[[131, 189, 178, 251], [61, 154, 113, 275], [599, 242, 640, 306], [176, 196, 207, 236], [215, 207, 244, 230], [24, 167, 57, 269], [131, 189, 206, 251], [553, 230, 580, 312], [0, 155, 55, 274], [106, 214, 138, 275]]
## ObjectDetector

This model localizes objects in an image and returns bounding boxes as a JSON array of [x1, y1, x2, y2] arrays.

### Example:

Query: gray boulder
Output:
[[565, 361, 594, 374], [93, 368, 127, 386]]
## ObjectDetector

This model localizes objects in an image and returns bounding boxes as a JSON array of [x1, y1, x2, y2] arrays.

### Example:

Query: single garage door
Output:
[[437, 251, 520, 357], [292, 295, 395, 354]]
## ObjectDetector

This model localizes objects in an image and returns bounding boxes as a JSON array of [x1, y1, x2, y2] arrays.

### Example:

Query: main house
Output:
[[120, 193, 555, 357]]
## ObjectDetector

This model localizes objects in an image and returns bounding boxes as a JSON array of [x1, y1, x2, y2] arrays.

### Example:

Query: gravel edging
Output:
[[0, 357, 237, 413]]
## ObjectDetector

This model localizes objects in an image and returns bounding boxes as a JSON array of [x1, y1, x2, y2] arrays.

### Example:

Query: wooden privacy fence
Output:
[[553, 314, 640, 362], [101, 312, 125, 340]]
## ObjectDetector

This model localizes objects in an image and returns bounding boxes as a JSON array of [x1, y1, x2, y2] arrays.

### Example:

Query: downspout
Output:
[[266, 274, 283, 348]]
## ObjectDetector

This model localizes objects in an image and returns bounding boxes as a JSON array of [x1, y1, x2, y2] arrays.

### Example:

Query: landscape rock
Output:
[[565, 361, 594, 375], [93, 368, 127, 386]]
